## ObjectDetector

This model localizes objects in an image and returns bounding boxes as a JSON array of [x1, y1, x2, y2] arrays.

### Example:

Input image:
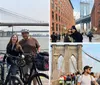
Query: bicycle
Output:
[[0, 52, 49, 85], [0, 52, 23, 85], [17, 53, 49, 85]]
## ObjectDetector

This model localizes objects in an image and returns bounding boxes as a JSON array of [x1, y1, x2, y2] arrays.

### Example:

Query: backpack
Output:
[[66, 76, 71, 81], [35, 52, 49, 71]]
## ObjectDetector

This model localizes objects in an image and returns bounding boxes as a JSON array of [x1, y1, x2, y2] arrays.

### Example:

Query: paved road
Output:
[[83, 34, 100, 42]]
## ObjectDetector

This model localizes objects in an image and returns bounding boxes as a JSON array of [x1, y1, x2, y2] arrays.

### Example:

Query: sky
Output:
[[0, 0, 49, 31], [82, 44, 100, 73], [0, 0, 49, 22]]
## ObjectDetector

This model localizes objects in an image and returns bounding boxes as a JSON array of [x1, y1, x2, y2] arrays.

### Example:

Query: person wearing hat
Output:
[[71, 25, 83, 42], [77, 66, 97, 85], [19, 29, 40, 85]]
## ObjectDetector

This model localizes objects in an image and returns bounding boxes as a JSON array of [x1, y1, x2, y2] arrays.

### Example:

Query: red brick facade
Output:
[[50, 0, 75, 34], [91, 0, 100, 33]]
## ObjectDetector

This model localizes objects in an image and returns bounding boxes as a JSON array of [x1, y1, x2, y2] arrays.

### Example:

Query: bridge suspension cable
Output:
[[0, 7, 45, 23], [70, 58, 78, 72], [82, 50, 100, 63]]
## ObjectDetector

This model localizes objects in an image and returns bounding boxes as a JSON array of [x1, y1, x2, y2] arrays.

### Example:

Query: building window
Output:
[[98, 3, 100, 6], [55, 4, 56, 11], [56, 6, 58, 11], [52, 11, 54, 20], [56, 14, 58, 21], [56, 24, 58, 31], [51, 0, 54, 9], [59, 25, 60, 32], [59, 9, 60, 13], [52, 23, 54, 31], [59, 16, 60, 22]]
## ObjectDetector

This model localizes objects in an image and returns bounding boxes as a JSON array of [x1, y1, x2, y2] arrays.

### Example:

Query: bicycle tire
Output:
[[28, 73, 49, 85], [5, 75, 23, 85]]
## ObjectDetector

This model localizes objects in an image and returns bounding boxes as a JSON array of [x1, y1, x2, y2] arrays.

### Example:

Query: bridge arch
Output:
[[51, 44, 83, 79]]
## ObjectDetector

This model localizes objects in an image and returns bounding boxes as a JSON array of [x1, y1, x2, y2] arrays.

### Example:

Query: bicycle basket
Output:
[[35, 52, 49, 71]]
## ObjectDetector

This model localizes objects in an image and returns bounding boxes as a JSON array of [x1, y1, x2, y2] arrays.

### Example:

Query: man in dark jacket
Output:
[[71, 26, 83, 42], [51, 32, 57, 42]]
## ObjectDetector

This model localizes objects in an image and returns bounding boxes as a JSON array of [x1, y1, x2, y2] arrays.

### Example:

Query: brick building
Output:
[[91, 0, 100, 33], [50, 0, 75, 34]]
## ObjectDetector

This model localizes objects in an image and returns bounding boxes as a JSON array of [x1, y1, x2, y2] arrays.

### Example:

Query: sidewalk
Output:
[[83, 34, 100, 42], [56, 34, 100, 43]]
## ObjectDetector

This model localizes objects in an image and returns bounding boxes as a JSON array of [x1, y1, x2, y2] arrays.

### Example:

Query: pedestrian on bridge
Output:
[[59, 75, 65, 85], [77, 66, 97, 85], [66, 74, 72, 85], [97, 75, 100, 85]]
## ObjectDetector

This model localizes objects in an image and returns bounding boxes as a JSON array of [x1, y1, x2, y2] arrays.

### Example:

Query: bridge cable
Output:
[[70, 58, 78, 72], [82, 50, 100, 63]]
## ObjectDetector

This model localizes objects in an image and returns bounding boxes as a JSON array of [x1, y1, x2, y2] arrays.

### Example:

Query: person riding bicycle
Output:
[[3, 34, 23, 75], [19, 29, 40, 85]]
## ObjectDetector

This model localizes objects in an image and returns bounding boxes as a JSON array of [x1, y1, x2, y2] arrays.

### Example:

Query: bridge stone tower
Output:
[[51, 44, 82, 79], [80, 0, 91, 33]]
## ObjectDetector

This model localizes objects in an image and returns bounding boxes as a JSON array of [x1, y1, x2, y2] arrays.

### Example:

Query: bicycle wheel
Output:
[[5, 75, 23, 85], [28, 73, 49, 85]]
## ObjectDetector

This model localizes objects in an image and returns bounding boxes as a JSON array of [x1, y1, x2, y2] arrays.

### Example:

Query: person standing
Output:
[[64, 30, 74, 42], [3, 34, 23, 75], [77, 66, 97, 85], [51, 32, 57, 42], [66, 74, 72, 85], [87, 31, 93, 42], [97, 75, 100, 85], [64, 30, 71, 42], [76, 71, 81, 84], [71, 26, 83, 42], [19, 29, 40, 85], [58, 33, 61, 41], [59, 75, 65, 85]]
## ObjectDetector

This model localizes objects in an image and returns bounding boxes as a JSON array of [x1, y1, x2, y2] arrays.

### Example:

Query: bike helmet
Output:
[[21, 29, 29, 33]]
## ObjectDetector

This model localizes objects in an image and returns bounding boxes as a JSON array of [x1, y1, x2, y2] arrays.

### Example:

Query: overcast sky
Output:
[[0, 0, 49, 31], [0, 0, 49, 22]]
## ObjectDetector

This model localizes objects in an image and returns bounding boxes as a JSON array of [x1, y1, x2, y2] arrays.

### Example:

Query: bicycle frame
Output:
[[18, 56, 42, 84]]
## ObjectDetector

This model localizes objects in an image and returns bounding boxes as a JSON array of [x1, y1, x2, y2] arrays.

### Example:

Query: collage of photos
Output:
[[0, 0, 100, 85]]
